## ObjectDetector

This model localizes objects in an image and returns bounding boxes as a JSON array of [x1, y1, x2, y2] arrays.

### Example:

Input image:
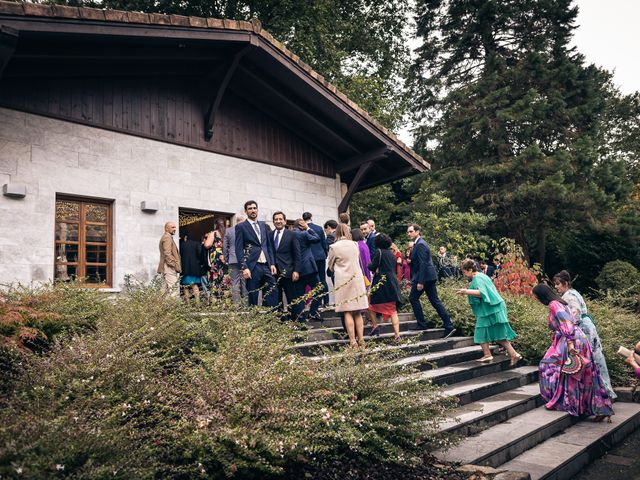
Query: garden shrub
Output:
[[0, 285, 454, 479], [492, 238, 541, 296], [596, 260, 640, 294]]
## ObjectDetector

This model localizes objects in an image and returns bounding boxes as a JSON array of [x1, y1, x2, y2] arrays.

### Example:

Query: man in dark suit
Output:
[[407, 223, 455, 337], [293, 218, 322, 321], [302, 212, 329, 306], [361, 221, 377, 259], [271, 211, 301, 320], [235, 200, 278, 307]]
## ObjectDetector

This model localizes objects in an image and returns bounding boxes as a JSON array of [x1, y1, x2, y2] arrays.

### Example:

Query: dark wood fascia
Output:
[[0, 25, 17, 78], [338, 161, 374, 213], [336, 146, 390, 175], [204, 44, 252, 141], [357, 165, 419, 191], [238, 64, 361, 156]]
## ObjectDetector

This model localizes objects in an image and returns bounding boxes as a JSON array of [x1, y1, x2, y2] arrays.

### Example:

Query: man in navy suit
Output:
[[293, 218, 322, 321], [361, 221, 377, 259], [235, 200, 278, 307], [302, 212, 329, 306], [407, 223, 455, 337], [271, 211, 301, 320]]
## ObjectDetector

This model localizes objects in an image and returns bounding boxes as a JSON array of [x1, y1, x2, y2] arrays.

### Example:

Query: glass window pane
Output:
[[55, 200, 80, 221], [86, 244, 107, 263], [86, 225, 107, 243], [56, 243, 78, 263], [54, 264, 77, 282], [85, 265, 107, 284], [55, 223, 79, 242], [86, 204, 108, 223]]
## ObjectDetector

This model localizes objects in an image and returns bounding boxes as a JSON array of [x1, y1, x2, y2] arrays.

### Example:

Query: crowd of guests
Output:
[[158, 202, 638, 404]]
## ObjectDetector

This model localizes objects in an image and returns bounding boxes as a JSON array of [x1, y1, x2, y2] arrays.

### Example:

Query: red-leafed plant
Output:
[[492, 238, 543, 296]]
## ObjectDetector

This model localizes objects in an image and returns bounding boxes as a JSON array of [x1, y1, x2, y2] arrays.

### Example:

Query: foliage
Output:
[[491, 238, 542, 296], [409, 0, 640, 268], [39, 0, 412, 132], [595, 260, 640, 293], [0, 285, 454, 479]]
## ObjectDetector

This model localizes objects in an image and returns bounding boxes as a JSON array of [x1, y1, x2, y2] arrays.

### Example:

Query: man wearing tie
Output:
[[235, 200, 278, 307], [406, 223, 456, 338], [271, 211, 301, 320], [302, 212, 329, 306]]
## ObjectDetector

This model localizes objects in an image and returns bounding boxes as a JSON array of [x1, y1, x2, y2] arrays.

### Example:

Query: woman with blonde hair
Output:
[[327, 224, 369, 349]]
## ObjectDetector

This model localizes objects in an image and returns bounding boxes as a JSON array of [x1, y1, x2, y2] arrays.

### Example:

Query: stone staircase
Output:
[[295, 309, 640, 480]]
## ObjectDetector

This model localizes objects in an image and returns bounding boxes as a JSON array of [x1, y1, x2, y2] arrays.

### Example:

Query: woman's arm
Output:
[[456, 288, 481, 297]]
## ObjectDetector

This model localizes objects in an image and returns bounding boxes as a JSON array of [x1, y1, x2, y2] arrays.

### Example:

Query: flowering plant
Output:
[[491, 238, 542, 296]]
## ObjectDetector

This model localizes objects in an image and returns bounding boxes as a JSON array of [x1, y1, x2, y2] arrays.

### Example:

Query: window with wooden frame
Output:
[[54, 196, 113, 287]]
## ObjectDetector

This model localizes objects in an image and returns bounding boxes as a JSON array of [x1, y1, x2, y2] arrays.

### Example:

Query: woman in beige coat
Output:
[[327, 224, 369, 349]]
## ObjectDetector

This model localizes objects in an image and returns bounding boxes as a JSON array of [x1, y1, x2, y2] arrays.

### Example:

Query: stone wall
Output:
[[0, 107, 344, 289]]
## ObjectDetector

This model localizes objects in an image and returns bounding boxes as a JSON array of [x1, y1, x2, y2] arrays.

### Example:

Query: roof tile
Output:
[[189, 16, 207, 28], [148, 13, 170, 25], [237, 20, 253, 31], [51, 5, 80, 19], [126, 11, 149, 24], [169, 14, 189, 27], [22, 3, 52, 17], [78, 7, 106, 21], [103, 9, 128, 22], [0, 1, 23, 15], [206, 18, 224, 29]]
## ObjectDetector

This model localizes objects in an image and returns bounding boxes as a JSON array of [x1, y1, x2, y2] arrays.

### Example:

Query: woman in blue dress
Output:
[[553, 270, 616, 400]]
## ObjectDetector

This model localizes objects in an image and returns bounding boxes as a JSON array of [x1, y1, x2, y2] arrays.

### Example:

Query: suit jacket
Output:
[[308, 222, 327, 261], [366, 231, 378, 259], [157, 232, 181, 273], [410, 237, 437, 284], [223, 227, 238, 264], [295, 228, 320, 276], [272, 228, 301, 279], [235, 220, 275, 271]]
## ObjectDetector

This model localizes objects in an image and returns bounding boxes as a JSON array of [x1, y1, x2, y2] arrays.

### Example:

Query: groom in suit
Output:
[[235, 200, 278, 307], [271, 211, 301, 319], [407, 223, 455, 338]]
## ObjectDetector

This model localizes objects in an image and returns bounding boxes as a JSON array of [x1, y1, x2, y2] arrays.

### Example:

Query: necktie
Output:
[[253, 222, 261, 241], [275, 230, 281, 250]]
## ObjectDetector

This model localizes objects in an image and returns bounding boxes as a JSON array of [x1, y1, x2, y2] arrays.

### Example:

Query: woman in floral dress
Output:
[[532, 284, 613, 421], [553, 270, 616, 400]]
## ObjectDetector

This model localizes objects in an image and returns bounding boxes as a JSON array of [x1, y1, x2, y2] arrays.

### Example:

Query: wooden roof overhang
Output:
[[0, 2, 429, 210]]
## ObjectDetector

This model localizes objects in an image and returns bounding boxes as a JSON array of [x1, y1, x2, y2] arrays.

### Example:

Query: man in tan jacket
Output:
[[157, 221, 181, 296]]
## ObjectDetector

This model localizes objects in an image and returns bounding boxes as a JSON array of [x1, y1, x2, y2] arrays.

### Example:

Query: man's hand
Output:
[[299, 220, 308, 230], [243, 268, 252, 280], [417, 283, 424, 292], [271, 265, 277, 276], [292, 272, 300, 282]]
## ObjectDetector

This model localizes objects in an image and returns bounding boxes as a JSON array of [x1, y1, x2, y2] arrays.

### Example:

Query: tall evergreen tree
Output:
[[409, 0, 638, 267]]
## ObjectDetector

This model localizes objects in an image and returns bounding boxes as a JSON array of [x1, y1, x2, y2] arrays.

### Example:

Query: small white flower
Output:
[[15, 467, 23, 474], [55, 464, 65, 471]]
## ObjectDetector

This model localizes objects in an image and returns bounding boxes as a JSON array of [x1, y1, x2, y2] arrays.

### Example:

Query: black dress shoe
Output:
[[443, 328, 457, 339]]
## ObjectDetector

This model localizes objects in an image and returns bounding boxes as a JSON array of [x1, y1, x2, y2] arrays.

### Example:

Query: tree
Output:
[[409, 0, 638, 268], [39, 0, 412, 131]]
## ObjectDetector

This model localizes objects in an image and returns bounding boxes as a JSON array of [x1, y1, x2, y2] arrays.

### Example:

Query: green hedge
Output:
[[0, 285, 454, 479], [414, 279, 640, 387]]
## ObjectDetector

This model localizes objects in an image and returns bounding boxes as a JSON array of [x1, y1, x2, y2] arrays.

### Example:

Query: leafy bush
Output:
[[492, 238, 541, 296], [596, 260, 640, 293], [0, 285, 454, 479]]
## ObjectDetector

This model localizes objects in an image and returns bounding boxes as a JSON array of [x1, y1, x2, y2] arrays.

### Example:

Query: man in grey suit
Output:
[[223, 214, 247, 304]]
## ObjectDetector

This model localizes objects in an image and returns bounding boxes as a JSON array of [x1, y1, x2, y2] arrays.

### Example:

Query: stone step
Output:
[[415, 355, 513, 386], [500, 402, 640, 480], [440, 382, 544, 436], [395, 345, 499, 372], [436, 405, 578, 468], [305, 336, 476, 361], [304, 320, 419, 341], [310, 312, 415, 329], [293, 328, 445, 356], [441, 366, 539, 407]]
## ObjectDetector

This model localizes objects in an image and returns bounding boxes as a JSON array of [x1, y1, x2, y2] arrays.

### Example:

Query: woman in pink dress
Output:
[[532, 284, 613, 421]]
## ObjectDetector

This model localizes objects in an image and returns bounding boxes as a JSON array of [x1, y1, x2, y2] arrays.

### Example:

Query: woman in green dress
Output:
[[457, 259, 522, 365]]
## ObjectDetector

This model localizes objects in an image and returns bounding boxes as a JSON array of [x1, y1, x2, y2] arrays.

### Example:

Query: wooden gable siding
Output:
[[0, 76, 335, 177]]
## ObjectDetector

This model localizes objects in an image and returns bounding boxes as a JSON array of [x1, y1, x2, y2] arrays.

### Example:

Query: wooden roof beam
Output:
[[204, 44, 252, 141], [338, 161, 373, 213], [336, 146, 390, 175]]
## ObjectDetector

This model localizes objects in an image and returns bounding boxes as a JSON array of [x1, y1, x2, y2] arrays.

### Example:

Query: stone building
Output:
[[0, 1, 428, 289]]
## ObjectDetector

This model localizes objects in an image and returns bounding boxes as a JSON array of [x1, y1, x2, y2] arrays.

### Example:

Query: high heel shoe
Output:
[[369, 325, 380, 337], [509, 353, 523, 367]]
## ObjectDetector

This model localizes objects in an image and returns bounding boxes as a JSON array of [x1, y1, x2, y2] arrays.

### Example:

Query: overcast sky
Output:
[[398, 0, 640, 144]]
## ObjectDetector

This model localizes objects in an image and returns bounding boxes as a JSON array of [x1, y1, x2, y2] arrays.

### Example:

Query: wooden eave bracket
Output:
[[338, 161, 374, 213], [203, 43, 253, 141], [0, 25, 18, 78]]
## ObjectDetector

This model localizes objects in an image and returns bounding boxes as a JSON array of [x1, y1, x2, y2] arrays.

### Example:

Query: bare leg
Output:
[[497, 340, 518, 358], [367, 310, 378, 329], [480, 342, 492, 357], [390, 312, 400, 338], [354, 311, 365, 349], [344, 312, 357, 347]]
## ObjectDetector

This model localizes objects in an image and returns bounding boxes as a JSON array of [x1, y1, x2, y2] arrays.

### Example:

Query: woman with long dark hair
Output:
[[532, 284, 613, 421], [553, 270, 616, 400]]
